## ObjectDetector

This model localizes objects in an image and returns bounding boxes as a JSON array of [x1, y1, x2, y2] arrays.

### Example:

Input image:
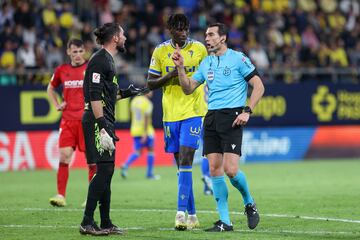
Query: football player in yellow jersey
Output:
[[120, 91, 158, 179], [147, 13, 207, 231]]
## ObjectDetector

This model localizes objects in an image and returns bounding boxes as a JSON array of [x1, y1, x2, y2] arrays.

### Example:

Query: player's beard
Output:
[[116, 44, 126, 53]]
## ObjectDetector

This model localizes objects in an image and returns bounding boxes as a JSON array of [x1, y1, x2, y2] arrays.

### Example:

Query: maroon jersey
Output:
[[50, 62, 87, 120]]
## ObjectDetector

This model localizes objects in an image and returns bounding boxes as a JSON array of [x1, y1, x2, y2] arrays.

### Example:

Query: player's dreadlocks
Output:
[[166, 13, 189, 31]]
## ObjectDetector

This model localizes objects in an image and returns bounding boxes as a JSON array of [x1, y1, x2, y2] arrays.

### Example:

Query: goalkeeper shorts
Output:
[[82, 111, 115, 164]]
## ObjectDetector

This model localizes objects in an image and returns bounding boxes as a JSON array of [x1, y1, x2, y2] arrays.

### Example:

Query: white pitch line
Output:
[[0, 224, 356, 236], [260, 213, 360, 224], [0, 225, 144, 230], [1, 207, 360, 224]]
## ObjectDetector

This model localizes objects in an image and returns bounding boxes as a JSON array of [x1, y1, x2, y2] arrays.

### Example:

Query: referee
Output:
[[79, 22, 145, 236], [172, 23, 265, 232]]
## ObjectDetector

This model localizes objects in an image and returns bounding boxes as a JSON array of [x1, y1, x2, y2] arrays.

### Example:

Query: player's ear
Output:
[[66, 48, 71, 56], [113, 35, 119, 43]]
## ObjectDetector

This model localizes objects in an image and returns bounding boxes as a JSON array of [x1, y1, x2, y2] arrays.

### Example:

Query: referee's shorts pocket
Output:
[[218, 108, 242, 131], [204, 111, 215, 129]]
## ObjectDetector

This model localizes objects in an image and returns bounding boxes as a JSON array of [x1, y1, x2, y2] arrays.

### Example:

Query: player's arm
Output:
[[88, 61, 117, 150], [141, 111, 149, 143], [146, 46, 178, 90], [147, 70, 178, 90], [247, 75, 265, 112], [116, 84, 150, 100], [240, 53, 265, 112], [172, 44, 202, 94], [232, 56, 265, 127], [47, 70, 66, 111]]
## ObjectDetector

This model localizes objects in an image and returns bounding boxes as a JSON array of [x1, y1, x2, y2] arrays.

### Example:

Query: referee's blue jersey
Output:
[[192, 48, 256, 110]]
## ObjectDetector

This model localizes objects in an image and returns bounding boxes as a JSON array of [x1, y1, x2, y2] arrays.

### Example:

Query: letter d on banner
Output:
[[20, 91, 61, 124]]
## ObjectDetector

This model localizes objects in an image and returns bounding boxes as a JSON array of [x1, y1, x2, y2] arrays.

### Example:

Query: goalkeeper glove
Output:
[[99, 128, 115, 151], [119, 84, 150, 99], [96, 117, 119, 151]]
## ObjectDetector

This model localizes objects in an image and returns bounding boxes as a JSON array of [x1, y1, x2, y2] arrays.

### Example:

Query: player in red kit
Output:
[[47, 39, 96, 207]]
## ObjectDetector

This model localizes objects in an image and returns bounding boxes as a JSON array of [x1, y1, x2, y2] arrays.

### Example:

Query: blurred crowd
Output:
[[0, 0, 359, 85]]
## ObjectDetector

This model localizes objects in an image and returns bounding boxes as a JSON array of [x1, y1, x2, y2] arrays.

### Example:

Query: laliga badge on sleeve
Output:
[[207, 69, 214, 82], [92, 72, 100, 83]]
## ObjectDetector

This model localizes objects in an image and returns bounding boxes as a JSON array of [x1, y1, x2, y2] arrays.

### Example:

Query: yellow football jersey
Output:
[[148, 39, 208, 122], [130, 96, 155, 137]]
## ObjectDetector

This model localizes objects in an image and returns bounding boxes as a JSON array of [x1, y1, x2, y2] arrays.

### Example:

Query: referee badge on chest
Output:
[[223, 66, 231, 76], [207, 69, 214, 82]]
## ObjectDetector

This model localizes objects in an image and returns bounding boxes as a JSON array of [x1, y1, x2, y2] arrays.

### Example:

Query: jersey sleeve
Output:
[[238, 52, 256, 81], [50, 66, 62, 88], [192, 58, 207, 84], [148, 46, 162, 76], [88, 58, 107, 101]]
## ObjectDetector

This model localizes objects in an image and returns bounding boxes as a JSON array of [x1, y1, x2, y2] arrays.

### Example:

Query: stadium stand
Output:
[[0, 0, 359, 86]]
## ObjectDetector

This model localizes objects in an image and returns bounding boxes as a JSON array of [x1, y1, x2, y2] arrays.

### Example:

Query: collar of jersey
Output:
[[211, 48, 231, 59], [103, 48, 114, 60], [170, 38, 190, 49]]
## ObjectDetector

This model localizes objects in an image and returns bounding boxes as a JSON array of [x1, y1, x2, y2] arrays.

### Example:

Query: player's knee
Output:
[[59, 151, 72, 164], [224, 166, 237, 178], [179, 146, 195, 166], [209, 164, 222, 176]]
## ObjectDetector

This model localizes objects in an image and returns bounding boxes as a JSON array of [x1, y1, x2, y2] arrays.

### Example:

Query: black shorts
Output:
[[203, 108, 244, 155], [82, 111, 116, 164]]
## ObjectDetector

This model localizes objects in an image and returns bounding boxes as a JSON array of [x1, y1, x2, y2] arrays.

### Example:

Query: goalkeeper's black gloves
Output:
[[96, 116, 119, 142], [118, 84, 150, 99]]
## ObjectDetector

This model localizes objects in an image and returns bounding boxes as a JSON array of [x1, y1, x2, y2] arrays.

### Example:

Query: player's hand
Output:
[[172, 44, 184, 67], [168, 68, 178, 78], [96, 116, 119, 143], [119, 84, 150, 99], [232, 112, 250, 127], [56, 102, 66, 111], [99, 128, 116, 151]]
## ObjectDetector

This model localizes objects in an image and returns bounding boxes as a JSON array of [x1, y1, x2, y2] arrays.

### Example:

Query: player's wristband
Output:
[[243, 106, 253, 114], [96, 116, 107, 130]]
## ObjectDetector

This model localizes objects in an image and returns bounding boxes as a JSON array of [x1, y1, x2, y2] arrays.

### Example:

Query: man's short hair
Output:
[[93, 22, 121, 45], [166, 13, 190, 31], [208, 23, 229, 43], [67, 39, 84, 49]]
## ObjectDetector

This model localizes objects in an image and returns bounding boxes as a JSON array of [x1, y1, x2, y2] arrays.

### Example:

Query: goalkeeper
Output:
[[80, 22, 147, 236]]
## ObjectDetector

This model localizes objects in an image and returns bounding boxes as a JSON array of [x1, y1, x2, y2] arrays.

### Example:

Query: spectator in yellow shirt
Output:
[[0, 40, 15, 68], [329, 39, 349, 67]]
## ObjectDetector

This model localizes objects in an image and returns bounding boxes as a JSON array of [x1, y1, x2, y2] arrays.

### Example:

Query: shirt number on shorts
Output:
[[164, 126, 171, 138]]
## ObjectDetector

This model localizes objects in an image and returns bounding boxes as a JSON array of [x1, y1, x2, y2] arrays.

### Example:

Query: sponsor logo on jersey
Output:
[[64, 80, 83, 88]]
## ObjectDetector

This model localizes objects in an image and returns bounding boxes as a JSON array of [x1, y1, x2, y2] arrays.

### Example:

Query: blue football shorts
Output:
[[163, 116, 202, 153], [133, 136, 154, 151]]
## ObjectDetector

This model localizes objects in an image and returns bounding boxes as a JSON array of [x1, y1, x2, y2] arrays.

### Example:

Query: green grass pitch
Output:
[[0, 160, 360, 239]]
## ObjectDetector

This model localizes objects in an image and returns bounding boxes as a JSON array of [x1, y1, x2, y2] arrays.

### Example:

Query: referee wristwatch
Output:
[[243, 106, 253, 114]]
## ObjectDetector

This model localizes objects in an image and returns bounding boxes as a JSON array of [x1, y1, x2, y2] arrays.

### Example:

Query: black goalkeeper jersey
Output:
[[83, 48, 118, 124]]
